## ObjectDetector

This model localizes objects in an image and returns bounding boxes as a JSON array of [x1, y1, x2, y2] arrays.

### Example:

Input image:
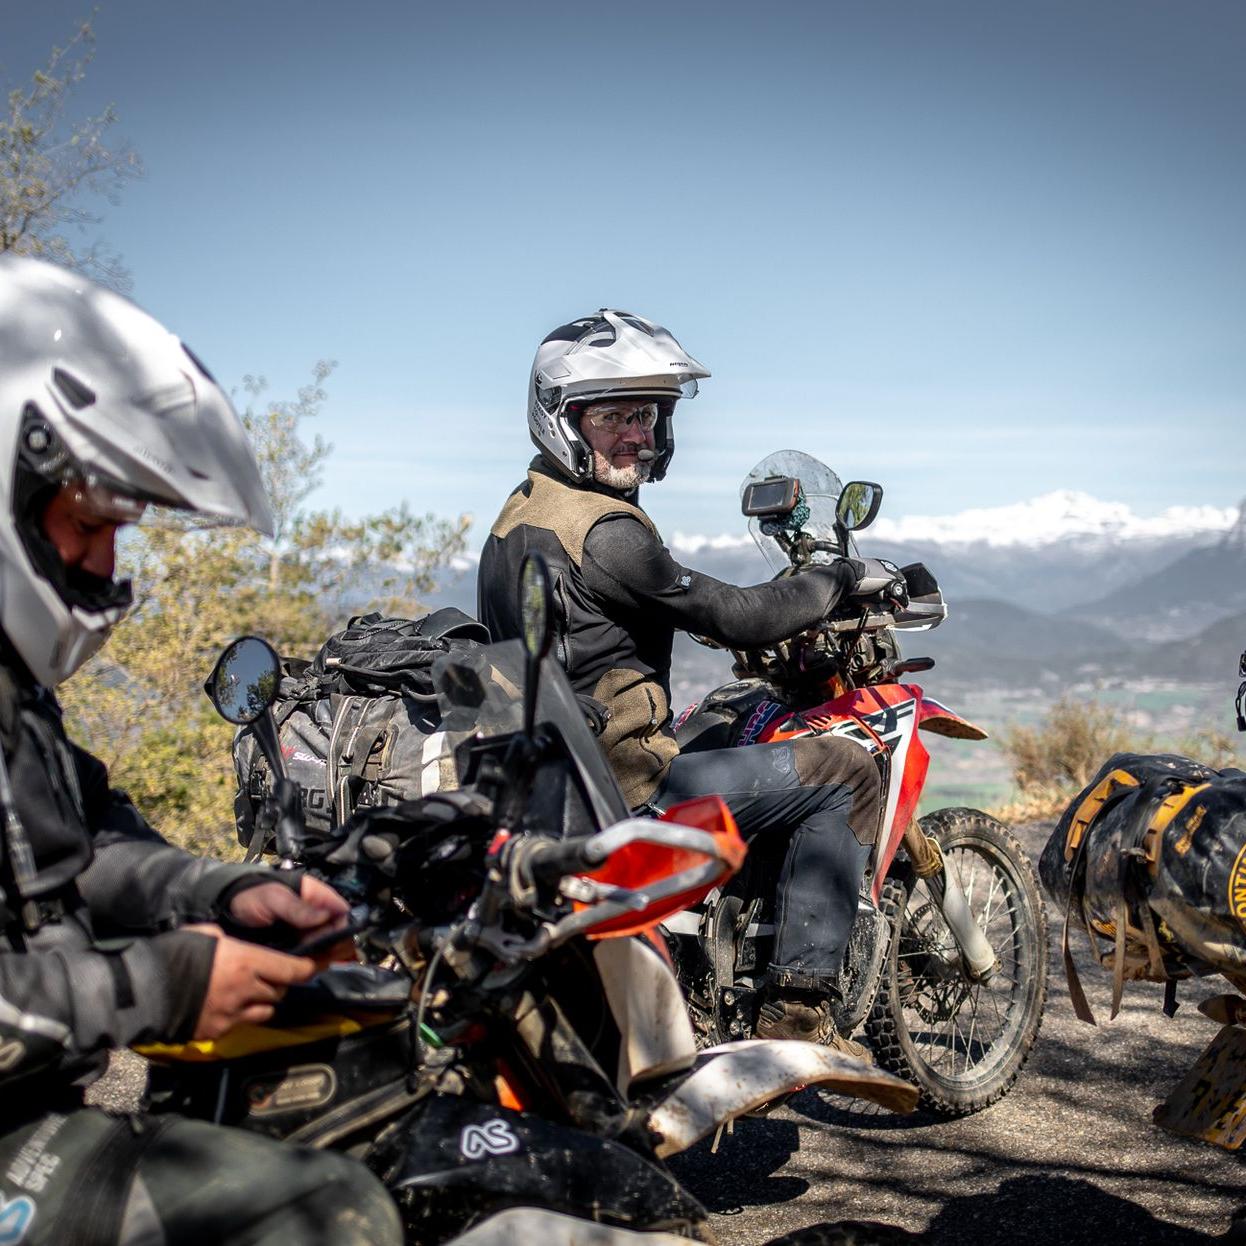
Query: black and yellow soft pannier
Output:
[[1040, 751, 1246, 1021]]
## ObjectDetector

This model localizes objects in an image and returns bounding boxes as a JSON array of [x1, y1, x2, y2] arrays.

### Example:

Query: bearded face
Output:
[[579, 400, 658, 492]]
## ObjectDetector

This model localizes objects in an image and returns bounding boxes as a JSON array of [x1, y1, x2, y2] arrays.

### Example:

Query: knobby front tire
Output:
[[865, 808, 1049, 1115]]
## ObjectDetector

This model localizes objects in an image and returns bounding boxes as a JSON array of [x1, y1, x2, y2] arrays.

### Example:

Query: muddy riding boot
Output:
[[756, 989, 872, 1063]]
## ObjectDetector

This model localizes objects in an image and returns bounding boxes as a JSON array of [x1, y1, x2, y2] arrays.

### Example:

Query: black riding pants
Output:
[[0, 1106, 402, 1246], [650, 735, 881, 990]]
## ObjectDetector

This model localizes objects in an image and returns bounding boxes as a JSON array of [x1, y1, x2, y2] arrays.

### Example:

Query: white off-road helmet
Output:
[[528, 309, 710, 484], [0, 255, 274, 686]]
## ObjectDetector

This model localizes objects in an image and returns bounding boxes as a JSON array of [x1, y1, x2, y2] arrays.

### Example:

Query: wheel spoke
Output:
[[966, 990, 981, 1066], [980, 868, 1004, 925], [984, 982, 1006, 1031]]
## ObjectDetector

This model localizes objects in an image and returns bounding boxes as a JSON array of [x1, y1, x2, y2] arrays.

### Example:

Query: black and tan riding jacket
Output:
[[0, 642, 276, 1107], [477, 458, 855, 806]]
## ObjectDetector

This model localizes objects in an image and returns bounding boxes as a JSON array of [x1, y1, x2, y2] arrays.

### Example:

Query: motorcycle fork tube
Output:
[[512, 989, 628, 1134], [903, 825, 997, 983], [928, 870, 997, 982]]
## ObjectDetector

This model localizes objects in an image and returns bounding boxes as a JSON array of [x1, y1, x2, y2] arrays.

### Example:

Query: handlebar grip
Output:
[[526, 837, 599, 884]]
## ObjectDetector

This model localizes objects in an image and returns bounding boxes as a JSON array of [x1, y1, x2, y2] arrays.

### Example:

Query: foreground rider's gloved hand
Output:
[[179, 926, 320, 1039], [228, 876, 349, 930], [844, 557, 909, 605], [218, 876, 352, 958]]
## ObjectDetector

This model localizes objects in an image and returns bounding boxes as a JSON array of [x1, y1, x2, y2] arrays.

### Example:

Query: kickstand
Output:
[[710, 1117, 736, 1154]]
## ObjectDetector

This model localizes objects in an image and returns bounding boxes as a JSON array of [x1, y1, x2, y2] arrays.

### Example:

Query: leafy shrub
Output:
[[994, 698, 1243, 823], [995, 697, 1147, 822]]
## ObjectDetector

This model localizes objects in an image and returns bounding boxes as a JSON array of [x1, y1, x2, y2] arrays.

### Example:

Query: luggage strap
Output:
[[1062, 771, 1209, 1024]]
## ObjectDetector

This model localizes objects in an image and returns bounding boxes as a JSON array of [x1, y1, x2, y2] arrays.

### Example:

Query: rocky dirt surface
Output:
[[89, 819, 1245, 1244], [670, 820, 1246, 1244]]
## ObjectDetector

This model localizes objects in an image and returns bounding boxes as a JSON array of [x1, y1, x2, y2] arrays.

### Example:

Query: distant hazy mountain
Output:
[[909, 599, 1140, 689], [1063, 505, 1246, 640], [1143, 610, 1246, 684]]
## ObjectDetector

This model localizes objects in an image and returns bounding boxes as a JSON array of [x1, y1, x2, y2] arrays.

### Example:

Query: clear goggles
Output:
[[68, 478, 148, 524], [582, 400, 660, 433]]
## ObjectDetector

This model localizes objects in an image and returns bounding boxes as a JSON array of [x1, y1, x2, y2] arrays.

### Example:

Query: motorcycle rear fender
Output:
[[645, 1039, 917, 1158]]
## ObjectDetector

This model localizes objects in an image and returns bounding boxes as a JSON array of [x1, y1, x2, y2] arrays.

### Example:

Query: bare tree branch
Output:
[[0, 16, 142, 289]]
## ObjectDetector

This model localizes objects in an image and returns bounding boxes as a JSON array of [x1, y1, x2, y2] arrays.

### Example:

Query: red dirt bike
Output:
[[664, 451, 1049, 1114]]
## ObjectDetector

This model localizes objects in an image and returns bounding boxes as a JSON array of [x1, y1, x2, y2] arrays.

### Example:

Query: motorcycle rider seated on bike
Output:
[[478, 309, 900, 1053], [0, 257, 401, 1246]]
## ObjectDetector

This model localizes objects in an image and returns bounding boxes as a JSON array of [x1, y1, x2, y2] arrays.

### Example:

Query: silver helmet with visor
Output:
[[528, 308, 710, 484], [0, 255, 274, 686]]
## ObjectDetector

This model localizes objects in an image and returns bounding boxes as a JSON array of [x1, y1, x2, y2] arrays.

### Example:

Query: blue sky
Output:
[[5, 0, 1244, 540]]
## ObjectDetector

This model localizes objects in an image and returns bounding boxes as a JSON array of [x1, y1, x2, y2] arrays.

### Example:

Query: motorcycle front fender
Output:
[[378, 1095, 707, 1237], [593, 937, 697, 1096], [646, 1039, 917, 1158]]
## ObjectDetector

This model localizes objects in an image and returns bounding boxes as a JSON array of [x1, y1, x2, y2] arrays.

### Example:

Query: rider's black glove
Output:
[[843, 558, 909, 607]]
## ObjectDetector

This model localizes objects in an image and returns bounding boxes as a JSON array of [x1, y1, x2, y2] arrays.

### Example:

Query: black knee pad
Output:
[[792, 734, 879, 793], [792, 736, 883, 845]]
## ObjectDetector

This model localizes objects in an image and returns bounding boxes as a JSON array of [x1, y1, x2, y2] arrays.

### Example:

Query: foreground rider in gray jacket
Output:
[[478, 310, 890, 1051], [0, 256, 401, 1246]]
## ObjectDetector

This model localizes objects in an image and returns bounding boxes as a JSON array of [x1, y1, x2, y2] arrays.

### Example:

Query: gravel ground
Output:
[[670, 821, 1246, 1244], [89, 820, 1246, 1243]]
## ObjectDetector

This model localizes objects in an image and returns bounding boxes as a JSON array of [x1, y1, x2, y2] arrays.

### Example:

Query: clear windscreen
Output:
[[741, 450, 856, 575], [432, 639, 630, 830]]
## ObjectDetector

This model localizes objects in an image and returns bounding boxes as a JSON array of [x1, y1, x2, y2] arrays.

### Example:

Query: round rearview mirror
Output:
[[519, 551, 555, 663], [205, 636, 282, 725], [836, 481, 883, 532]]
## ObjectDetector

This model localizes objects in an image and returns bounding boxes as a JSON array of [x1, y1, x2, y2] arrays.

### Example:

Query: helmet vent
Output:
[[618, 314, 655, 336], [52, 368, 95, 409]]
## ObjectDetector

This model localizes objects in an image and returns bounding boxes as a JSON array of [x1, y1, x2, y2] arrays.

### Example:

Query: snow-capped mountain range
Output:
[[663, 492, 1246, 623], [670, 489, 1240, 555], [431, 491, 1245, 694]]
